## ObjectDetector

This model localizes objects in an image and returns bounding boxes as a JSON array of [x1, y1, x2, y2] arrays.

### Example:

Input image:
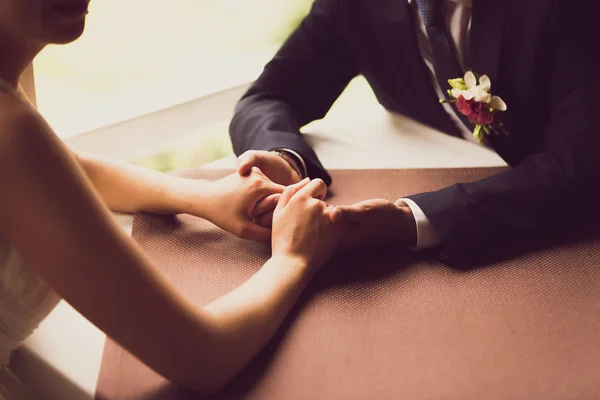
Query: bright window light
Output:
[[33, 0, 314, 138]]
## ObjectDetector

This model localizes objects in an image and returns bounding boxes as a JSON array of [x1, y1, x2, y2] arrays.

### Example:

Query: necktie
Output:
[[415, 0, 475, 132]]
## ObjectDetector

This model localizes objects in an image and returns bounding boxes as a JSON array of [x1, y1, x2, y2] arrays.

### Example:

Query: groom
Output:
[[229, 0, 599, 265]]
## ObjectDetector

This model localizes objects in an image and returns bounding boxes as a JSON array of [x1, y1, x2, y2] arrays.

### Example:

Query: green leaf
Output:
[[440, 97, 455, 104], [473, 125, 484, 143]]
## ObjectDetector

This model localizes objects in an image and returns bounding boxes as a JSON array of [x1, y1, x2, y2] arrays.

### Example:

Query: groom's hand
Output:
[[188, 168, 285, 243], [237, 150, 302, 186], [335, 199, 417, 251]]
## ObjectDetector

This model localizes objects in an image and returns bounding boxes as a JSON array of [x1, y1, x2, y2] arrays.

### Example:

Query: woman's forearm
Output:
[[200, 255, 313, 390], [1, 93, 329, 395], [75, 152, 206, 215]]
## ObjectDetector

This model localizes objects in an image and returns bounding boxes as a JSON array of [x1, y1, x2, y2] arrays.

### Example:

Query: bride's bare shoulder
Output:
[[0, 89, 52, 154]]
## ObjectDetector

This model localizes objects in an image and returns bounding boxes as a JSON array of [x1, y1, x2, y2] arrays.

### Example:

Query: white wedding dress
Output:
[[0, 81, 61, 398], [0, 235, 60, 368]]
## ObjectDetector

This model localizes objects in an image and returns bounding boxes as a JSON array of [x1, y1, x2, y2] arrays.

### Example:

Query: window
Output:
[[34, 0, 315, 139]]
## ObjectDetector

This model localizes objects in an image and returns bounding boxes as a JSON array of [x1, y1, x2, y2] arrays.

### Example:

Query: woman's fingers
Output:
[[260, 180, 286, 196], [277, 178, 310, 209], [295, 178, 327, 201], [255, 211, 274, 228]]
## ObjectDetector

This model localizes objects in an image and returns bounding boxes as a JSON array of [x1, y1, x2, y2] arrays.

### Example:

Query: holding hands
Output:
[[236, 150, 304, 228], [335, 199, 417, 251], [205, 150, 419, 256], [237, 150, 302, 186], [184, 167, 285, 242], [188, 150, 418, 258], [271, 178, 347, 272]]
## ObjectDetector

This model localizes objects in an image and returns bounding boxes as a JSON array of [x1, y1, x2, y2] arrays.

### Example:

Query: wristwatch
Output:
[[271, 149, 307, 179]]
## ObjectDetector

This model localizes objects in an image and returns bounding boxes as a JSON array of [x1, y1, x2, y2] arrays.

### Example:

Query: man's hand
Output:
[[272, 178, 347, 272], [237, 150, 302, 186], [185, 168, 285, 242], [335, 199, 417, 251]]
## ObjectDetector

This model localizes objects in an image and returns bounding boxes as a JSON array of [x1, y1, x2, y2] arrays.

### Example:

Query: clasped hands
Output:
[[178, 149, 417, 271], [178, 149, 417, 272], [229, 150, 417, 250]]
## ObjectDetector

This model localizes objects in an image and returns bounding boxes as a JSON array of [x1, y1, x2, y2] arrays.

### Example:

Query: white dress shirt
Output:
[[282, 0, 475, 251]]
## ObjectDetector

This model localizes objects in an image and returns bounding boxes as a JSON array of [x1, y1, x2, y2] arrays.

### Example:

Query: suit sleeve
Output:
[[407, 0, 600, 266], [229, 0, 359, 186]]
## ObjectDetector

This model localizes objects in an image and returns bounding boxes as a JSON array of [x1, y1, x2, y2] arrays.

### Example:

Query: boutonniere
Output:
[[440, 70, 508, 143]]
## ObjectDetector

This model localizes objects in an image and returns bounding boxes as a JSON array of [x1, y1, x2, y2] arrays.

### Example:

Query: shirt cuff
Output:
[[271, 148, 308, 179], [395, 198, 441, 251]]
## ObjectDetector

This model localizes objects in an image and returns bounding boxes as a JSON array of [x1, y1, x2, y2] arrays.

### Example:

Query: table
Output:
[[97, 168, 600, 400], [13, 89, 507, 399]]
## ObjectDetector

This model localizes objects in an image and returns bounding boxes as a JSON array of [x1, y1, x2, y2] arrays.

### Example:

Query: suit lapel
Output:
[[466, 0, 509, 88], [382, 0, 462, 136], [466, 0, 516, 159]]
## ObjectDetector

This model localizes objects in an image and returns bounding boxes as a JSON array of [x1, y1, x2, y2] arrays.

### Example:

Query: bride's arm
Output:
[[0, 95, 343, 393], [73, 150, 285, 242], [74, 151, 285, 240], [75, 152, 210, 215]]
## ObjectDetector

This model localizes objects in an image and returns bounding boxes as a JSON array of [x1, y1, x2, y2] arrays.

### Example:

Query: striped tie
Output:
[[415, 0, 475, 131]]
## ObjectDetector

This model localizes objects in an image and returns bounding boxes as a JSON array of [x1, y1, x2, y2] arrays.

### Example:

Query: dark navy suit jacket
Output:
[[230, 0, 599, 265]]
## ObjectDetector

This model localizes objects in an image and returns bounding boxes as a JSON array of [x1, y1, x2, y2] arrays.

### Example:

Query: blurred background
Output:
[[33, 0, 317, 171]]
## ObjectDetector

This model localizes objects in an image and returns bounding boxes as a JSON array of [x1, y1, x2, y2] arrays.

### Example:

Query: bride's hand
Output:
[[271, 178, 348, 272], [185, 168, 285, 242]]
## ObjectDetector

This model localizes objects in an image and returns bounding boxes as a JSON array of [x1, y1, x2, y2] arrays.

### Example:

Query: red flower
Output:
[[455, 95, 494, 126], [474, 109, 494, 126], [456, 95, 473, 116]]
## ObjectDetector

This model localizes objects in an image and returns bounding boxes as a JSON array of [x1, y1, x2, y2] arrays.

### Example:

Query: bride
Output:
[[0, 0, 346, 397]]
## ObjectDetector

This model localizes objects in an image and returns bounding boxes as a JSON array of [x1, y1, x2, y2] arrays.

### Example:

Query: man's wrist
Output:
[[396, 198, 441, 251], [394, 205, 418, 247], [271, 149, 306, 179]]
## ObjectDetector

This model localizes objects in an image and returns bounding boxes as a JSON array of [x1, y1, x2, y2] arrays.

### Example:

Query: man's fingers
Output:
[[277, 177, 310, 209], [236, 159, 254, 176], [236, 152, 261, 176], [254, 193, 280, 217], [255, 211, 274, 228], [326, 206, 348, 225], [296, 178, 327, 201], [332, 202, 371, 224], [258, 175, 287, 195], [248, 166, 287, 195], [249, 165, 267, 179]]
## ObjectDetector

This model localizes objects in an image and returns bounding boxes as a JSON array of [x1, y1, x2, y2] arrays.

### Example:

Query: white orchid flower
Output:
[[449, 71, 507, 111], [490, 95, 507, 111]]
